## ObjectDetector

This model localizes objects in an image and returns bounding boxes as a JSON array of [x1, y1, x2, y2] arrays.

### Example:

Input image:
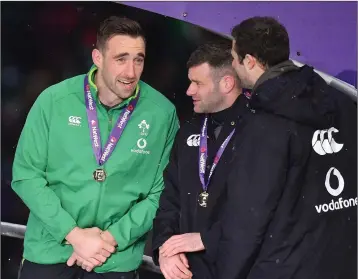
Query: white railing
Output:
[[291, 60, 357, 101], [0, 221, 161, 274], [213, 34, 357, 101]]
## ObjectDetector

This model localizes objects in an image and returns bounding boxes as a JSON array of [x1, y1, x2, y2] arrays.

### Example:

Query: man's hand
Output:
[[100, 230, 117, 247], [159, 252, 192, 279], [66, 227, 115, 262], [160, 233, 205, 258], [67, 252, 101, 272]]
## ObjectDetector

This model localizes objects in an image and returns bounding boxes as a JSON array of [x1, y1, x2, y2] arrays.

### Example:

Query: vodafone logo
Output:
[[312, 127, 344, 155], [137, 138, 147, 149], [312, 128, 356, 214], [131, 138, 150, 155], [315, 167, 357, 213], [325, 167, 344, 196]]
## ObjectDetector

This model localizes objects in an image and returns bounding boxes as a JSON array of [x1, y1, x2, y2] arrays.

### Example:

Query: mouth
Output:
[[119, 79, 134, 84], [118, 79, 136, 89]]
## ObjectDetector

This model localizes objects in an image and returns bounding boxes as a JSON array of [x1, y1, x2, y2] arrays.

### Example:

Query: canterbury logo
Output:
[[187, 134, 200, 147], [68, 116, 81, 126], [312, 127, 344, 155]]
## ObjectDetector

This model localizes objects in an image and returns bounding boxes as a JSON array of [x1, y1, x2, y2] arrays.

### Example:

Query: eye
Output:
[[135, 58, 144, 65], [117, 57, 126, 63]]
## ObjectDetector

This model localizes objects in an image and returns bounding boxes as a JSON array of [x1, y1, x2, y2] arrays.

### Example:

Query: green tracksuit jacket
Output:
[[11, 66, 179, 272]]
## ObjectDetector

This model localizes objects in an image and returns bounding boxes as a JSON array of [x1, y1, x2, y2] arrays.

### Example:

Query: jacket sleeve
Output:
[[107, 109, 179, 252], [216, 123, 291, 279], [11, 90, 78, 244], [151, 126, 182, 265], [200, 221, 222, 262]]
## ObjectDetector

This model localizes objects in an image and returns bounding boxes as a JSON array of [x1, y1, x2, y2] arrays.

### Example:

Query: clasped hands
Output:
[[158, 233, 205, 279], [65, 227, 117, 272]]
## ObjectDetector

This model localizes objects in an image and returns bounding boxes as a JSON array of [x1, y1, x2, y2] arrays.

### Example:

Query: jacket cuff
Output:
[[200, 224, 221, 263]]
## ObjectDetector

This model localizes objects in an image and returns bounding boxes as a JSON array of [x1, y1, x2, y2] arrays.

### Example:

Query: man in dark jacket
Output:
[[216, 16, 357, 279], [152, 42, 249, 279]]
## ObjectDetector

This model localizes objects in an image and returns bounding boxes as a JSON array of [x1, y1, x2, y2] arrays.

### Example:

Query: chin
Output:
[[117, 89, 135, 99], [193, 107, 203, 114]]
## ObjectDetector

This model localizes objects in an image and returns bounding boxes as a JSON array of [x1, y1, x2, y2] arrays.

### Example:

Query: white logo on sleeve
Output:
[[68, 116, 81, 126], [325, 167, 344, 196], [312, 127, 344, 155], [315, 167, 357, 213], [187, 134, 200, 147]]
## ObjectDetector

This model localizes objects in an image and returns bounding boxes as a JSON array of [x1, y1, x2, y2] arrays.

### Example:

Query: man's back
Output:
[[217, 65, 357, 279]]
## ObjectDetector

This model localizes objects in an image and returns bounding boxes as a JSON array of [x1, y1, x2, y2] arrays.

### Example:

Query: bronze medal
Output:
[[198, 191, 209, 207], [93, 168, 106, 182]]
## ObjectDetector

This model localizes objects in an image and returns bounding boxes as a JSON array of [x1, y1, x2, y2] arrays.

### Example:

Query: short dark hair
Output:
[[231, 16, 290, 68], [187, 41, 239, 84], [96, 16, 145, 51], [187, 41, 233, 70]]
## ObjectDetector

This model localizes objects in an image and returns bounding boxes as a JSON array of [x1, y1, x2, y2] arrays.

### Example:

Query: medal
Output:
[[198, 116, 235, 207], [93, 168, 106, 182], [198, 191, 209, 207], [84, 75, 140, 182]]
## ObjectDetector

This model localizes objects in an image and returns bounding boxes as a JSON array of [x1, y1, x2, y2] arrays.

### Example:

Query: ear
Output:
[[220, 75, 235, 94], [243, 54, 257, 71], [92, 49, 102, 68]]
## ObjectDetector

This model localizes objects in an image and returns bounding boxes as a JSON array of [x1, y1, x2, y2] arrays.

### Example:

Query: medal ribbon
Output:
[[84, 75, 140, 166], [198, 116, 235, 192]]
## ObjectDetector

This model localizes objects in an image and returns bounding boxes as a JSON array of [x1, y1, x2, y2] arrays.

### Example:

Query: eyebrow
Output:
[[113, 52, 146, 59]]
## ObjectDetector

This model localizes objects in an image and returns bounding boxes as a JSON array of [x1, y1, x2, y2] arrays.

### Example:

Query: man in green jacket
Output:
[[12, 16, 179, 279]]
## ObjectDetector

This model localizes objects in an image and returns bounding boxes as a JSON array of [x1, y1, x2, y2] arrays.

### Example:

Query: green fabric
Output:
[[12, 66, 179, 272]]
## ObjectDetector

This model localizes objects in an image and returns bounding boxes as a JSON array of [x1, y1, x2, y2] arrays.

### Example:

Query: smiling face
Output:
[[186, 62, 224, 113], [93, 34, 145, 100]]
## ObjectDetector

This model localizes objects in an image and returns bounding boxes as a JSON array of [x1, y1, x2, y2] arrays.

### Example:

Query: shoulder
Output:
[[176, 114, 204, 144], [138, 80, 176, 116], [38, 74, 86, 104]]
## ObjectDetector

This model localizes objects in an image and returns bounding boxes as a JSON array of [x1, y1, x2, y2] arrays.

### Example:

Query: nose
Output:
[[186, 83, 196, 96], [125, 61, 136, 79]]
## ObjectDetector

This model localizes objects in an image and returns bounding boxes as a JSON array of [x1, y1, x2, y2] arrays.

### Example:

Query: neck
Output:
[[95, 72, 123, 107], [251, 66, 265, 89], [211, 89, 241, 113]]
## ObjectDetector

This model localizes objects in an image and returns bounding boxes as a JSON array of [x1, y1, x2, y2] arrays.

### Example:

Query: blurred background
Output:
[[2, 1, 357, 278], [1, 1, 229, 278]]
